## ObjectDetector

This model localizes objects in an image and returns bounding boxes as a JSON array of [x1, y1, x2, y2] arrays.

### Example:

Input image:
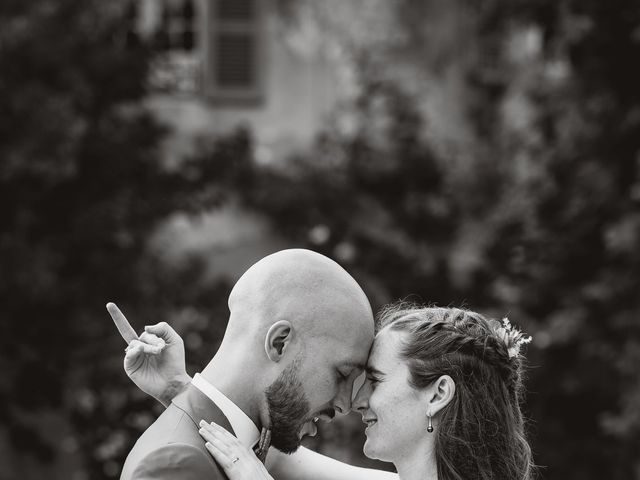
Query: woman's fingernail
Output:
[[199, 420, 206, 427]]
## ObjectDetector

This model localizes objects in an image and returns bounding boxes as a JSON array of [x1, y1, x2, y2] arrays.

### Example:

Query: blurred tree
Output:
[[245, 1, 640, 478], [0, 1, 253, 478], [3, 0, 639, 479], [468, 2, 640, 478]]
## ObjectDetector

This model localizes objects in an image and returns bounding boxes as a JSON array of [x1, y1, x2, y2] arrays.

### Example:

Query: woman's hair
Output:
[[377, 303, 534, 480]]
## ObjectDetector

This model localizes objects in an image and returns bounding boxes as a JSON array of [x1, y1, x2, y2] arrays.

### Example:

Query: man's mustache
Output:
[[316, 408, 336, 420]]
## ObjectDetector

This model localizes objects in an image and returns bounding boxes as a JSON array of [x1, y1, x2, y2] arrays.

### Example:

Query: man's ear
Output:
[[426, 375, 456, 416], [264, 320, 293, 362]]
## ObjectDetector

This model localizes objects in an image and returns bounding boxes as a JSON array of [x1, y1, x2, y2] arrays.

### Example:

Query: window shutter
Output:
[[204, 0, 264, 103], [216, 33, 254, 87], [218, 0, 254, 21]]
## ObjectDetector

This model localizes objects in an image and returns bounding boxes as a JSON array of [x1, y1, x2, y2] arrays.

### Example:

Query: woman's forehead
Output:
[[367, 328, 405, 367]]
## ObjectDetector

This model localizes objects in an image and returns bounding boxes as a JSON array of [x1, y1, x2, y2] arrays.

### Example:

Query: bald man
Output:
[[117, 249, 378, 480]]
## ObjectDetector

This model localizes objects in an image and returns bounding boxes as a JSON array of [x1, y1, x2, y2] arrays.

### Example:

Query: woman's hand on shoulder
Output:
[[198, 421, 274, 480]]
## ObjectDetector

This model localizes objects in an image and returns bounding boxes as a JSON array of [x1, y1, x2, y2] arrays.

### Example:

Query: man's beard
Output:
[[265, 357, 310, 454]]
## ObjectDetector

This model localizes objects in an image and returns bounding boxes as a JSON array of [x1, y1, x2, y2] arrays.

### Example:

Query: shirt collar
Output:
[[191, 373, 260, 448]]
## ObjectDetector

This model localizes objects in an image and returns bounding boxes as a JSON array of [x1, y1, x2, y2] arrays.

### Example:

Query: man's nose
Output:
[[332, 384, 353, 414], [333, 394, 351, 415]]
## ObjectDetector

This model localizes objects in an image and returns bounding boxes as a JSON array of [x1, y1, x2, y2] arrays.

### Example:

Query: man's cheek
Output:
[[309, 375, 335, 404]]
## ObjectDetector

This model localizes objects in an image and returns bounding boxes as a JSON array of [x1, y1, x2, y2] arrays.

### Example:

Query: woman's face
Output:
[[353, 327, 429, 462]]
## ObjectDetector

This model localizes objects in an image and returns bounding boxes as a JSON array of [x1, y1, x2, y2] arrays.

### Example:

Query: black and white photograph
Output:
[[2, 1, 639, 479]]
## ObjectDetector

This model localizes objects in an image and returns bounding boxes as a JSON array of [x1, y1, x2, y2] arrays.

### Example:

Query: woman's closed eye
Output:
[[366, 374, 381, 387]]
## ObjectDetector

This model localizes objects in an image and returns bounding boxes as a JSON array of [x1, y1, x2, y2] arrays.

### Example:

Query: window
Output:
[[127, 0, 264, 99], [204, 0, 265, 103], [145, 0, 200, 93], [124, 0, 141, 48], [155, 0, 195, 52]]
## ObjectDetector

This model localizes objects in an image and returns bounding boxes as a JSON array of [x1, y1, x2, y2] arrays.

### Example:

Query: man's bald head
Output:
[[204, 249, 374, 451], [226, 249, 373, 344]]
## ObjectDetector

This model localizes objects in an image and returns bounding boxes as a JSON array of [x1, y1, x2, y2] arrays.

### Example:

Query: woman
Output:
[[132, 305, 534, 480]]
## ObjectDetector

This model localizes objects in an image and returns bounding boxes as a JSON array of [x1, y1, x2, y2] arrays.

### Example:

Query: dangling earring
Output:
[[427, 412, 434, 433]]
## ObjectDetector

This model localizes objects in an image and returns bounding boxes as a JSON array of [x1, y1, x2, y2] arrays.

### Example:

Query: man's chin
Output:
[[273, 441, 302, 455], [270, 424, 306, 454], [270, 421, 318, 454]]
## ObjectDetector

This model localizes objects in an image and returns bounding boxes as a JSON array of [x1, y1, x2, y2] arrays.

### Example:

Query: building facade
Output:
[[132, 0, 344, 163]]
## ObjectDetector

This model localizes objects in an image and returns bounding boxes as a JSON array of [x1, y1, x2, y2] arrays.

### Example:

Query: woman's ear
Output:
[[264, 320, 293, 362], [427, 375, 456, 416]]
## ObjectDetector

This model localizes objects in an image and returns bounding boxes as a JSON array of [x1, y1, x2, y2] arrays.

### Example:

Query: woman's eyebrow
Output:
[[365, 365, 385, 376], [341, 361, 365, 371]]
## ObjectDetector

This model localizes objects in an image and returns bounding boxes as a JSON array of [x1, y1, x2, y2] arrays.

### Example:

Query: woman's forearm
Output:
[[266, 446, 397, 480]]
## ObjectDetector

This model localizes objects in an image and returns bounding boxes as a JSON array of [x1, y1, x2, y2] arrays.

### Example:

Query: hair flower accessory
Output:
[[496, 318, 532, 358]]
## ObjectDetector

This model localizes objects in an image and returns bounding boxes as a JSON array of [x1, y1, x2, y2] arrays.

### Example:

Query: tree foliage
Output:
[[236, 1, 640, 478], [0, 1, 251, 477], [2, 1, 639, 479]]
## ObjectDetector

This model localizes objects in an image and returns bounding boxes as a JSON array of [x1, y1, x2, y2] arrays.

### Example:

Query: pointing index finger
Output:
[[106, 302, 139, 344]]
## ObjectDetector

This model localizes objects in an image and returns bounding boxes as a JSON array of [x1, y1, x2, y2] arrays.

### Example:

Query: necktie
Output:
[[253, 427, 271, 463]]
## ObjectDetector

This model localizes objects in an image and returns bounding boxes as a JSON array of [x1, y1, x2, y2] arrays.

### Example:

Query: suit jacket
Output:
[[121, 384, 234, 480]]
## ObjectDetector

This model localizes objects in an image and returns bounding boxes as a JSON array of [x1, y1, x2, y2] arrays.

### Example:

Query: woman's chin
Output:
[[362, 439, 382, 461]]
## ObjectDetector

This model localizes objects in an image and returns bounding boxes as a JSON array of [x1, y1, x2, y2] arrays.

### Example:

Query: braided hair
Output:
[[377, 304, 533, 480]]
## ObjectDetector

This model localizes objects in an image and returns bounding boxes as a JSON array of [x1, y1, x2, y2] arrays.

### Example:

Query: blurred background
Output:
[[2, 0, 640, 478]]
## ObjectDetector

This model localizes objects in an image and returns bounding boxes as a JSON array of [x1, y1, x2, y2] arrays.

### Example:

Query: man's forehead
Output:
[[345, 338, 373, 367], [328, 326, 373, 361]]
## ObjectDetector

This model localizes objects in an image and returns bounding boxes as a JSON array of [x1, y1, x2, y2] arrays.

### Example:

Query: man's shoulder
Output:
[[133, 403, 201, 448], [121, 405, 226, 480], [127, 441, 226, 480]]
